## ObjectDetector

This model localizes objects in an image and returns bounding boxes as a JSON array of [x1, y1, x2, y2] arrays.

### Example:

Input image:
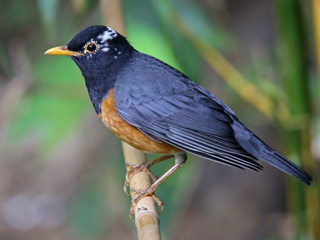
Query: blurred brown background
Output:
[[0, 0, 319, 239]]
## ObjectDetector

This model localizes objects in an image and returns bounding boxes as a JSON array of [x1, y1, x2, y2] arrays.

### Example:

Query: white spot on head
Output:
[[86, 53, 93, 58], [97, 28, 118, 43], [102, 47, 109, 52]]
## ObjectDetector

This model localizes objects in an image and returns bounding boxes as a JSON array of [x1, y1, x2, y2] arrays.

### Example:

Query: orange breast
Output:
[[99, 89, 182, 154]]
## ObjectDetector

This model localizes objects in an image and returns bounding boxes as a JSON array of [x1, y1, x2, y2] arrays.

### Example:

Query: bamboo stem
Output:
[[100, 0, 125, 35], [100, 1, 161, 239], [312, 0, 320, 73], [276, 1, 319, 239], [122, 142, 161, 240]]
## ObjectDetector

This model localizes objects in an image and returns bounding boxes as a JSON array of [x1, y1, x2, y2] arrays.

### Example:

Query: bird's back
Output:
[[114, 51, 312, 184]]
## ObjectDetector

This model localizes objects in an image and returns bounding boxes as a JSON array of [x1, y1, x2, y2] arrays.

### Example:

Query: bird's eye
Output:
[[85, 43, 97, 53]]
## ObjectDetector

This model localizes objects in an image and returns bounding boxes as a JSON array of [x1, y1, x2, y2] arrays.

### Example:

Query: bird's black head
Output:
[[68, 25, 134, 73], [45, 25, 134, 114], [45, 25, 134, 75]]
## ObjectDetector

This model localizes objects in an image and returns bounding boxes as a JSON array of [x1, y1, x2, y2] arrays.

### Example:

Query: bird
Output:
[[45, 25, 312, 209]]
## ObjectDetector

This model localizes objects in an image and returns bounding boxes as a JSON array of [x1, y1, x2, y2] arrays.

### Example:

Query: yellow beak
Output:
[[44, 46, 84, 56]]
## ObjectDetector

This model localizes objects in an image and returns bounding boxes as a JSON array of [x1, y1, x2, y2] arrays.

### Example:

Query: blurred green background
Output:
[[0, 0, 319, 239]]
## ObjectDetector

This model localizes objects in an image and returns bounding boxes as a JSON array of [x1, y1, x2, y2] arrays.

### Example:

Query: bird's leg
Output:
[[123, 155, 174, 194], [129, 153, 187, 216]]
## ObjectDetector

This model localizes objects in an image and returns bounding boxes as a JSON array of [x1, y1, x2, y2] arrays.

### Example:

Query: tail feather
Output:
[[259, 149, 312, 185], [232, 121, 312, 185]]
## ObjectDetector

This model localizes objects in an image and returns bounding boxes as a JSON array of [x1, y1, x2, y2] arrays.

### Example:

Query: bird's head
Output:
[[45, 25, 134, 113], [45, 25, 133, 76]]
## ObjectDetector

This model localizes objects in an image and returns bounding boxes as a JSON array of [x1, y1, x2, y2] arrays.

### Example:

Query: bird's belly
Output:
[[99, 89, 182, 154]]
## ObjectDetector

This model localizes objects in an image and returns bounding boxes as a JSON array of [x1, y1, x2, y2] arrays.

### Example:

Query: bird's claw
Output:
[[123, 155, 176, 217], [129, 187, 164, 216], [123, 162, 159, 195]]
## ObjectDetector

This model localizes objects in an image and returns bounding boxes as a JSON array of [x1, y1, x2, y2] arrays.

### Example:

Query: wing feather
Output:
[[117, 93, 262, 171], [115, 52, 262, 171]]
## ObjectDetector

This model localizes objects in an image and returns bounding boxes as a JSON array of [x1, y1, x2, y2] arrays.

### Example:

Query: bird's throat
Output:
[[84, 74, 116, 114]]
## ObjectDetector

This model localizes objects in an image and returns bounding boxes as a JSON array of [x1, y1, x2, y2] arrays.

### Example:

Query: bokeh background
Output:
[[0, 0, 319, 239]]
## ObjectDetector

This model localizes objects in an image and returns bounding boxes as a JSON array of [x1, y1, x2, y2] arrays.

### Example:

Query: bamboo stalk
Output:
[[310, 1, 320, 239], [312, 0, 320, 72], [276, 1, 319, 239], [100, 1, 162, 239], [100, 0, 125, 35], [122, 142, 161, 240]]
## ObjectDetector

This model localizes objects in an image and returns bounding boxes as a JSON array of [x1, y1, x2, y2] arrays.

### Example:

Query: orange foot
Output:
[[129, 187, 164, 216], [124, 153, 187, 217]]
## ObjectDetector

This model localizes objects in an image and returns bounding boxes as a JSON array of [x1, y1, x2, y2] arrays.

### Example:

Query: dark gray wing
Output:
[[114, 52, 262, 171]]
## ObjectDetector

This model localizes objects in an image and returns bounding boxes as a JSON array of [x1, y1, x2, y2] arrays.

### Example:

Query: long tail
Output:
[[258, 146, 312, 184], [232, 121, 312, 185]]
